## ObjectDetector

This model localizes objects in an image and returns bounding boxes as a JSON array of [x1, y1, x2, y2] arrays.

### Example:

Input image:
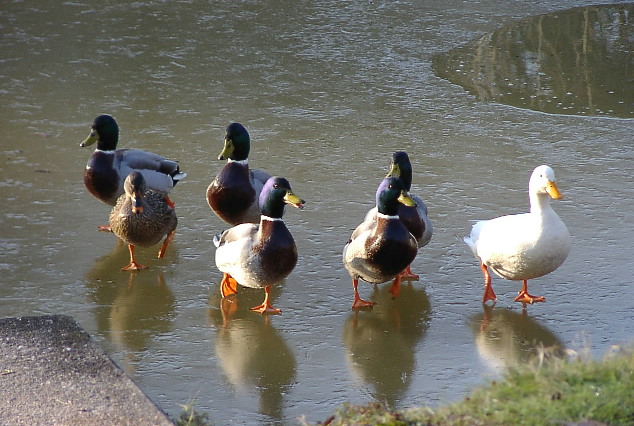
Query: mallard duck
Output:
[[207, 123, 272, 226], [464, 165, 571, 304], [213, 176, 304, 314], [343, 177, 418, 309], [364, 151, 433, 280], [81, 114, 186, 206], [109, 171, 178, 271]]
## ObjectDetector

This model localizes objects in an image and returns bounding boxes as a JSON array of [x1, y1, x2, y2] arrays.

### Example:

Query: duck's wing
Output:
[[116, 149, 185, 191], [250, 168, 272, 195], [213, 223, 259, 248], [466, 213, 537, 258], [411, 193, 429, 217]]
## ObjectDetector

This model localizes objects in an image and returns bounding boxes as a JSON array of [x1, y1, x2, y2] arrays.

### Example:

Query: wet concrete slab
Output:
[[0, 315, 173, 425]]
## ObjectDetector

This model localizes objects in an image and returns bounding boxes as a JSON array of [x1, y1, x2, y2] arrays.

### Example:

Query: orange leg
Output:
[[398, 264, 420, 281], [98, 224, 113, 233], [481, 262, 497, 304], [121, 245, 147, 271], [352, 278, 375, 309], [157, 230, 175, 259], [250, 285, 281, 315], [220, 273, 239, 297], [166, 195, 175, 209], [514, 280, 545, 304], [388, 274, 404, 299]]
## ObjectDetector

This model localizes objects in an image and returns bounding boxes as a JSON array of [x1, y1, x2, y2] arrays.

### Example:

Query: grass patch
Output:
[[316, 346, 634, 425], [175, 401, 212, 426]]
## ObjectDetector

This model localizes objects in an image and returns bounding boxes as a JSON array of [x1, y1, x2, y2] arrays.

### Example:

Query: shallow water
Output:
[[1, 1, 633, 424]]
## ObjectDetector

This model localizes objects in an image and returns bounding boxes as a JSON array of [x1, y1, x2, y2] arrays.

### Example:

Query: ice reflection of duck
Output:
[[342, 283, 431, 406], [208, 298, 296, 421], [85, 249, 175, 374], [472, 305, 564, 374]]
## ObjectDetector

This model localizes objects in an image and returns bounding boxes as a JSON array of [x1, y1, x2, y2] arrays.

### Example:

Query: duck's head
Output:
[[386, 151, 413, 191], [259, 177, 305, 218], [218, 122, 250, 161], [376, 177, 416, 216], [530, 165, 563, 200], [124, 171, 146, 214], [80, 114, 119, 150]]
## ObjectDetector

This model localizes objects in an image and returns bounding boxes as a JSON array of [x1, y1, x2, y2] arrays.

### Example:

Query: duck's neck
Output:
[[376, 212, 400, 220], [261, 215, 283, 222], [228, 158, 248, 166], [530, 192, 552, 214]]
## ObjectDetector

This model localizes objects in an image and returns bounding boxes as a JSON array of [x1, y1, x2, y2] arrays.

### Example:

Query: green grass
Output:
[[317, 346, 634, 425]]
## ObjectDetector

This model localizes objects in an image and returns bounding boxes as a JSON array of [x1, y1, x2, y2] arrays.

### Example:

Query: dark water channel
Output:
[[1, 1, 633, 424]]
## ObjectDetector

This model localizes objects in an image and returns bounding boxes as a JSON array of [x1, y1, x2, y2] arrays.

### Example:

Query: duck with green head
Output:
[[343, 177, 418, 309], [207, 123, 272, 226], [81, 114, 186, 208], [213, 176, 304, 314], [365, 151, 433, 281], [109, 171, 178, 271]]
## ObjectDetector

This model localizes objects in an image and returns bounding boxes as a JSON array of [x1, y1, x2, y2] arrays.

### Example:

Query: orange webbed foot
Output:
[[398, 265, 419, 281], [250, 285, 281, 315], [352, 298, 376, 309], [480, 263, 497, 304], [121, 261, 148, 271], [250, 304, 282, 315], [514, 280, 545, 304], [122, 245, 146, 271], [351, 278, 375, 309], [220, 273, 239, 297], [514, 291, 545, 304]]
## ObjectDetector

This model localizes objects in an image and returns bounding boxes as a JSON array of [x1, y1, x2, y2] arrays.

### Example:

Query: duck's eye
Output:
[[273, 183, 280, 189]]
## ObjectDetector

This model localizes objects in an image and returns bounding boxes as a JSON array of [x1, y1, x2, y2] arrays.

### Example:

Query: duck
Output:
[[213, 176, 305, 314], [364, 151, 433, 280], [207, 123, 272, 226], [81, 114, 186, 207], [343, 177, 419, 309], [109, 171, 178, 271], [464, 165, 571, 305]]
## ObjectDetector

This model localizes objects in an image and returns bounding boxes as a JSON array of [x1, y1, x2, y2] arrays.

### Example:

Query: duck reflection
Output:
[[85, 244, 176, 374], [343, 283, 431, 406], [433, 4, 634, 118], [208, 291, 296, 421], [472, 305, 564, 374]]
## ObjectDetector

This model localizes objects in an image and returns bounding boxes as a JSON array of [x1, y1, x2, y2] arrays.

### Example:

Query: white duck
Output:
[[464, 165, 570, 304]]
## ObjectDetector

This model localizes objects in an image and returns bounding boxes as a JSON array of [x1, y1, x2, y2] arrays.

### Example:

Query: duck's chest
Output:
[[398, 204, 425, 240], [364, 221, 417, 270], [85, 151, 120, 204], [208, 164, 256, 210], [254, 222, 298, 277]]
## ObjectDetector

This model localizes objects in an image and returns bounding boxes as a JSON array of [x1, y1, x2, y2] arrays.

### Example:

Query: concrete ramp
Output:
[[0, 315, 173, 425]]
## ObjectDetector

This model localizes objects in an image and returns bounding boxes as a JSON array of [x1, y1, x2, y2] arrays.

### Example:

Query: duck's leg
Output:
[[398, 264, 420, 281], [514, 280, 545, 304], [250, 285, 281, 315], [389, 274, 404, 299], [165, 195, 175, 209], [157, 230, 175, 259], [220, 273, 239, 297], [352, 278, 375, 309], [481, 262, 497, 304], [97, 224, 113, 232], [121, 245, 148, 271]]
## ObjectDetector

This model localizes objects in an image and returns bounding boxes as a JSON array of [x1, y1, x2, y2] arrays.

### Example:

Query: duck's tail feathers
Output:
[[213, 232, 224, 248], [171, 170, 187, 185]]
